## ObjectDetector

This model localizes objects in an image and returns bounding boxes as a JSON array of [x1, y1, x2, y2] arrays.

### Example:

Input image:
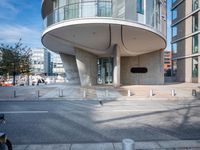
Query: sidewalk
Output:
[[0, 83, 199, 101], [14, 140, 200, 150]]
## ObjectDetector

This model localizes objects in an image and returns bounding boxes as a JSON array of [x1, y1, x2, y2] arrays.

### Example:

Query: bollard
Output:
[[13, 90, 16, 98], [99, 100, 103, 106], [83, 89, 86, 98], [37, 90, 40, 98], [192, 89, 197, 97], [128, 90, 131, 97], [150, 89, 153, 97], [122, 139, 135, 150], [171, 89, 176, 96], [59, 89, 63, 97], [105, 89, 109, 97]]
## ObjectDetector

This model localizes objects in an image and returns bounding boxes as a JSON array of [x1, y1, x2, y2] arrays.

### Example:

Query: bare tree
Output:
[[0, 39, 31, 85]]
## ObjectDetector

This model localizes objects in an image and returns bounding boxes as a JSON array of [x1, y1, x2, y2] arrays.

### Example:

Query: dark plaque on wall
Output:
[[130, 67, 148, 73]]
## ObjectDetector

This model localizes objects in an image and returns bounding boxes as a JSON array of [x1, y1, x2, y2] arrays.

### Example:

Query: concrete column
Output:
[[60, 53, 80, 85], [198, 55, 200, 83], [75, 48, 97, 87], [113, 45, 121, 87]]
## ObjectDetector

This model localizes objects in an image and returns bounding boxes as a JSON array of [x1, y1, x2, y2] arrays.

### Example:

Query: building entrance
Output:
[[97, 58, 113, 85]]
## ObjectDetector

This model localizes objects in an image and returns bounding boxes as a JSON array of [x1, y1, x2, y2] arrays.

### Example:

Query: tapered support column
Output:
[[60, 53, 80, 85], [75, 48, 97, 87], [113, 45, 121, 87]]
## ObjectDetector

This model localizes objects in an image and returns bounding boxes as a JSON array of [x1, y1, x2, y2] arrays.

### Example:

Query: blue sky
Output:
[[0, 0, 172, 50]]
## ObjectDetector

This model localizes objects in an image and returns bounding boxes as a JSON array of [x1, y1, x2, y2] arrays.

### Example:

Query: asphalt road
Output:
[[0, 99, 200, 145]]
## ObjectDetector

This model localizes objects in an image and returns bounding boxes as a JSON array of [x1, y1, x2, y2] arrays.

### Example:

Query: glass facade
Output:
[[172, 26, 177, 37], [172, 9, 177, 20], [192, 13, 198, 32], [97, 58, 113, 84], [192, 34, 198, 54], [44, 0, 164, 34], [192, 0, 199, 11], [137, 0, 144, 14], [172, 60, 177, 76], [172, 43, 177, 54], [192, 57, 198, 78]]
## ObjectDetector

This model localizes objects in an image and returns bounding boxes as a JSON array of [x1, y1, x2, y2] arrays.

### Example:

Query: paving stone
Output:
[[158, 140, 200, 149], [113, 143, 122, 150], [13, 145, 29, 150], [71, 143, 114, 150], [25, 144, 71, 150], [136, 141, 162, 149]]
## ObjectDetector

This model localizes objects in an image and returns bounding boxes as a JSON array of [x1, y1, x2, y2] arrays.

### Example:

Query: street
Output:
[[0, 100, 200, 145]]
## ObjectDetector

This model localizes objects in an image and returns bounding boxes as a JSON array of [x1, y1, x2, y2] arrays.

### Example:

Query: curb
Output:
[[0, 96, 199, 102], [13, 140, 200, 150]]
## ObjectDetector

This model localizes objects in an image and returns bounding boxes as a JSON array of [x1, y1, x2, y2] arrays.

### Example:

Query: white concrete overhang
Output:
[[42, 18, 166, 56]]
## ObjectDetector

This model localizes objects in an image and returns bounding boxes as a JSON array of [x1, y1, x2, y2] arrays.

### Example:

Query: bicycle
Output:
[[0, 114, 12, 150]]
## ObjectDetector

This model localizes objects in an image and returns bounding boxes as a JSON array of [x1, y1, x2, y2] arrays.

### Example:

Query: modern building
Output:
[[31, 48, 50, 75], [164, 50, 172, 75], [0, 50, 2, 61], [41, 0, 167, 86], [171, 0, 200, 83], [31, 48, 65, 76], [50, 51, 65, 76]]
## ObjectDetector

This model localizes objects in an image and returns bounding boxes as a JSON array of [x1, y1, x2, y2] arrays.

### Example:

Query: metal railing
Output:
[[44, 1, 112, 27]]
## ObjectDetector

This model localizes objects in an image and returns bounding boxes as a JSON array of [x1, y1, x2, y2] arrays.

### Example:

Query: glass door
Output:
[[97, 57, 113, 85]]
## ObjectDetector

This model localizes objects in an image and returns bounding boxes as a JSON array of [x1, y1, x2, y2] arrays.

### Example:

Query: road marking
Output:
[[0, 111, 48, 114]]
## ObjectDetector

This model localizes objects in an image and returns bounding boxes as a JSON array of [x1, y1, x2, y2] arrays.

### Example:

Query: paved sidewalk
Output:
[[14, 140, 200, 150], [0, 83, 199, 101]]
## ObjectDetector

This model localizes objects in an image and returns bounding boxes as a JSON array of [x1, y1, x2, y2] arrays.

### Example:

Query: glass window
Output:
[[192, 13, 198, 32], [82, 0, 96, 17], [59, 0, 66, 7], [53, 0, 59, 9], [172, 9, 177, 20], [172, 0, 176, 3], [172, 43, 177, 54], [193, 0, 199, 11], [192, 57, 198, 77], [67, 0, 79, 19], [172, 26, 177, 37], [192, 34, 198, 54], [172, 60, 177, 76], [137, 0, 144, 14], [146, 0, 154, 27], [97, 1, 112, 17]]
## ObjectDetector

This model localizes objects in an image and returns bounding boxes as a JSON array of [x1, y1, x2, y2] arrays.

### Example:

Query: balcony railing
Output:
[[44, 1, 112, 27], [43, 1, 164, 35]]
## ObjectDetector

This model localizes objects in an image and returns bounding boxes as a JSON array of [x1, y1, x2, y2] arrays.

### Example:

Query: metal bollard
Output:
[[122, 139, 135, 150], [150, 89, 153, 97], [105, 89, 108, 97], [83, 89, 86, 98], [171, 89, 176, 96], [192, 89, 197, 97], [37, 90, 40, 98], [13, 90, 17, 98], [128, 90, 131, 97], [59, 89, 63, 97]]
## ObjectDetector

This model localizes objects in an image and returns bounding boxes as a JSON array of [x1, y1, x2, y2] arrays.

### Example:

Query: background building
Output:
[[0, 51, 2, 61], [31, 48, 50, 75], [171, 0, 200, 83], [41, 0, 167, 86], [31, 48, 65, 76], [164, 50, 172, 76], [50, 52, 65, 76]]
